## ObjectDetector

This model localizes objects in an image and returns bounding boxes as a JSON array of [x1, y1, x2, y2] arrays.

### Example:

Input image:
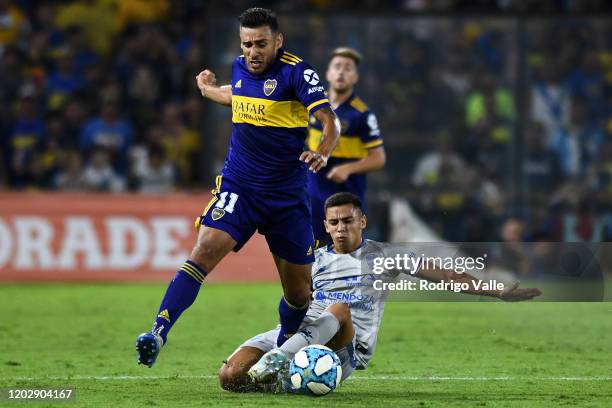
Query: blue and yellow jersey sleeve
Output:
[[285, 52, 329, 114], [308, 95, 383, 159]]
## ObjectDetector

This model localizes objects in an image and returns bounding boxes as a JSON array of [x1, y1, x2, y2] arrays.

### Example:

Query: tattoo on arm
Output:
[[314, 106, 340, 154], [314, 106, 336, 121]]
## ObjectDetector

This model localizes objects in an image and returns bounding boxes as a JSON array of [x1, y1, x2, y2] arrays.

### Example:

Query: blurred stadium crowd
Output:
[[1, 0, 611, 243]]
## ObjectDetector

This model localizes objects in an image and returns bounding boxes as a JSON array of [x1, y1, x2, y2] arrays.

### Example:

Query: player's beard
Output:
[[247, 58, 266, 73], [246, 53, 275, 74], [332, 82, 351, 95]]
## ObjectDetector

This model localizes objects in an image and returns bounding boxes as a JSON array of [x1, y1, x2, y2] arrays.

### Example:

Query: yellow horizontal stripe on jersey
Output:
[[363, 139, 384, 149], [307, 98, 329, 112], [308, 128, 368, 159], [232, 95, 308, 128], [280, 57, 297, 65], [282, 51, 302, 62]]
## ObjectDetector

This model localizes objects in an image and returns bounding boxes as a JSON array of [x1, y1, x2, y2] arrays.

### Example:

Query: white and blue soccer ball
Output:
[[289, 345, 342, 396]]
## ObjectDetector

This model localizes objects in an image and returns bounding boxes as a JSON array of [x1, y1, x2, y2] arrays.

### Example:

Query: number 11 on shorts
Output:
[[215, 192, 239, 213]]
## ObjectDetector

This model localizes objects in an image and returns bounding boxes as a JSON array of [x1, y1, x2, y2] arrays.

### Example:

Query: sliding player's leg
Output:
[[284, 303, 354, 355], [248, 303, 355, 383], [136, 225, 236, 367], [218, 328, 278, 392], [219, 347, 265, 392]]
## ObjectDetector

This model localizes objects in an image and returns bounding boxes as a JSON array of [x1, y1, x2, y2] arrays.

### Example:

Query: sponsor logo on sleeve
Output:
[[303, 69, 320, 85]]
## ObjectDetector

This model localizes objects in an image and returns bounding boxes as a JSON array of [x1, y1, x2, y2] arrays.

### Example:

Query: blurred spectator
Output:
[[549, 99, 603, 178], [496, 217, 531, 275], [55, 0, 120, 56], [79, 98, 134, 174], [412, 136, 467, 188], [116, 0, 170, 28], [158, 102, 202, 187], [64, 25, 99, 76], [470, 93, 514, 182], [588, 141, 612, 206], [412, 137, 473, 240], [53, 150, 85, 191], [567, 49, 604, 124], [132, 144, 176, 194], [8, 87, 45, 188], [530, 59, 572, 140], [181, 96, 205, 184], [465, 166, 503, 215], [126, 64, 161, 130], [562, 199, 602, 242], [423, 67, 463, 133], [46, 46, 86, 111], [176, 42, 206, 97], [0, 46, 25, 112], [0, 0, 29, 51], [466, 72, 514, 129], [523, 121, 563, 193], [62, 99, 87, 148], [439, 48, 471, 99], [82, 148, 126, 192], [31, 4, 63, 47]]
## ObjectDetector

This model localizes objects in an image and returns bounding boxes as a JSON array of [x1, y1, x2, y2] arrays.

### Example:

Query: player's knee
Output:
[[284, 290, 310, 309], [283, 283, 311, 308], [190, 243, 219, 272], [327, 303, 351, 324]]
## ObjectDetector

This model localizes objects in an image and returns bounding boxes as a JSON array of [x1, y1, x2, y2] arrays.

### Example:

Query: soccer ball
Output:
[[289, 345, 342, 396]]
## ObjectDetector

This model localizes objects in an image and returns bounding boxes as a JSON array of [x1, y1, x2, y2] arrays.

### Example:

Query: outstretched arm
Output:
[[415, 267, 542, 301], [327, 146, 386, 183], [300, 106, 340, 173], [196, 70, 232, 107]]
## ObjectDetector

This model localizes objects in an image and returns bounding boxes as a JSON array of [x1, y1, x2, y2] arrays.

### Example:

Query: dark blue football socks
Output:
[[277, 296, 308, 346], [152, 260, 207, 344]]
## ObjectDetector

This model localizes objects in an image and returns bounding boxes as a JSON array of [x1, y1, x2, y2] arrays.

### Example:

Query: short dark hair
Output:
[[324, 192, 363, 217], [238, 8, 279, 32]]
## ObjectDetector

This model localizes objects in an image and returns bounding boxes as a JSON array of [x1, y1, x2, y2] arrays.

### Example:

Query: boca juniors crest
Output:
[[211, 208, 225, 221], [263, 79, 277, 96]]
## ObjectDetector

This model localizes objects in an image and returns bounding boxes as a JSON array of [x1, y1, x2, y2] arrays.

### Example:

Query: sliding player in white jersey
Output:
[[218, 192, 541, 392]]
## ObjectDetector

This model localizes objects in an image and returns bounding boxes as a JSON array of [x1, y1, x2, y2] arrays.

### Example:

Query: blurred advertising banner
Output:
[[0, 193, 277, 282]]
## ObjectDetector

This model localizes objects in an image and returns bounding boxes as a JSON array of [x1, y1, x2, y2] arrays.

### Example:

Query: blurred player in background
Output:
[[218, 192, 541, 392], [136, 7, 340, 367], [307, 48, 386, 246]]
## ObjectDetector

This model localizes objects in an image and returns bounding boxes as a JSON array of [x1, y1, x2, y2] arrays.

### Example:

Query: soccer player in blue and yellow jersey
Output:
[[307, 48, 386, 246], [136, 8, 341, 367]]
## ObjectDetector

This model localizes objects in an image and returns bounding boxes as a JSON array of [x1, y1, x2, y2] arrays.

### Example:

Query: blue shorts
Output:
[[196, 175, 315, 265]]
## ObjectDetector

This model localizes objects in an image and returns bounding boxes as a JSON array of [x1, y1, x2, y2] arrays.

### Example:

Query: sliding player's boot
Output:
[[248, 348, 290, 383], [136, 332, 163, 368], [270, 359, 296, 394]]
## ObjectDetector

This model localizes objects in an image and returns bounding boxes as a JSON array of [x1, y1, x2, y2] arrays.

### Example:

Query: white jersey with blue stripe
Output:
[[302, 239, 419, 368]]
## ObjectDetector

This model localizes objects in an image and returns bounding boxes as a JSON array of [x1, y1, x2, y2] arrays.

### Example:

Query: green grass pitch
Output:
[[1, 283, 611, 407]]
